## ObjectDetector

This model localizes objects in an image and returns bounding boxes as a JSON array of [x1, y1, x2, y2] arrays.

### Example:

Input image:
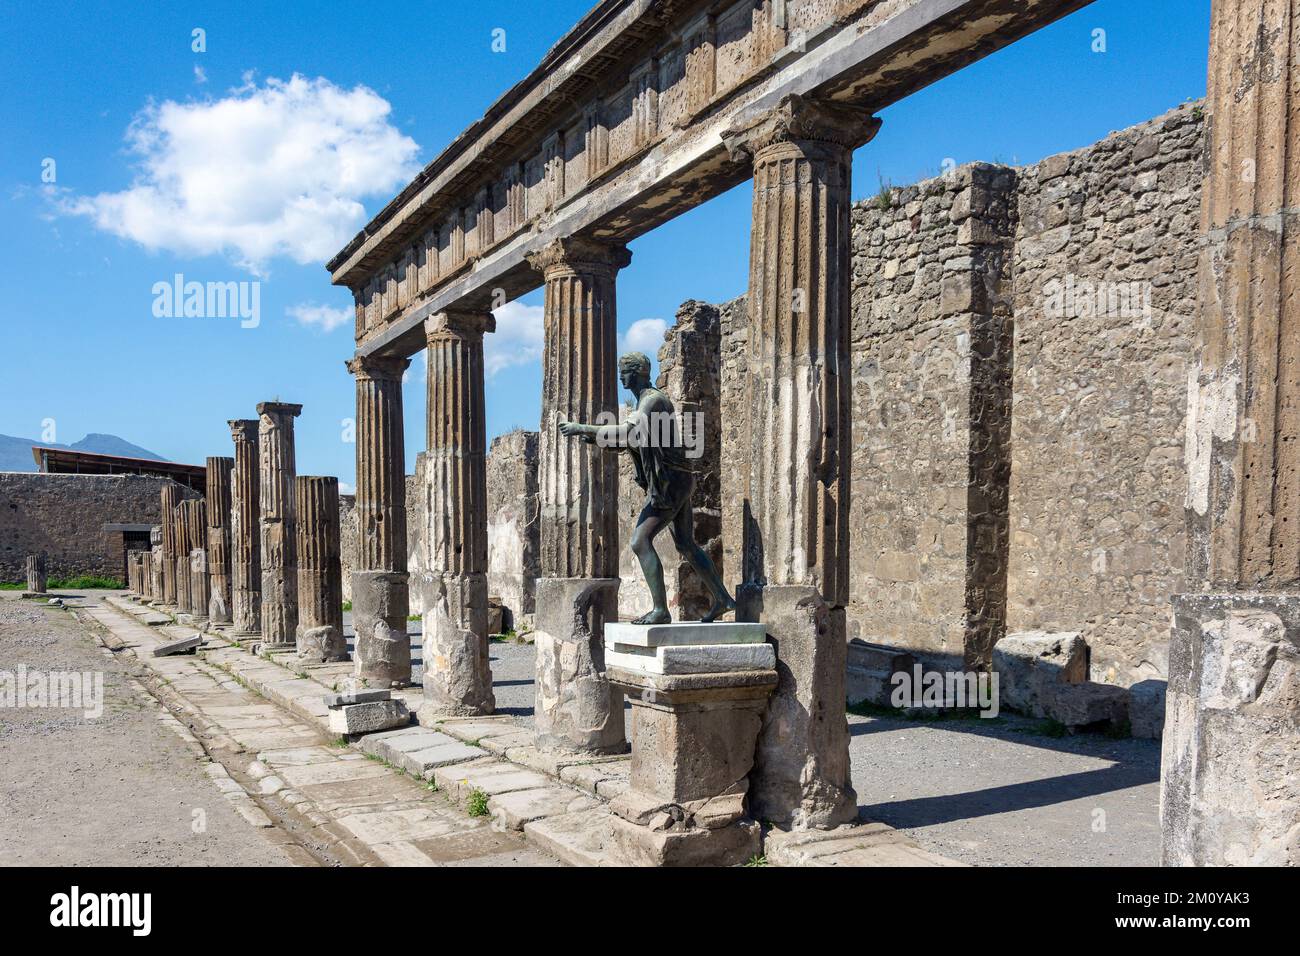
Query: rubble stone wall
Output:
[[0, 473, 198, 582], [1006, 103, 1203, 684]]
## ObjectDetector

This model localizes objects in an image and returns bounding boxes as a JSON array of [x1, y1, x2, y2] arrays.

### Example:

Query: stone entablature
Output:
[[330, 0, 1094, 360]]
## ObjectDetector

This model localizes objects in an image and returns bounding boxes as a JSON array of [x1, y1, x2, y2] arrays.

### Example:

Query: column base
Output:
[[1162, 591, 1300, 866], [740, 583, 858, 829], [533, 576, 626, 754], [418, 571, 494, 717], [208, 593, 233, 626], [351, 570, 411, 687], [297, 625, 348, 664]]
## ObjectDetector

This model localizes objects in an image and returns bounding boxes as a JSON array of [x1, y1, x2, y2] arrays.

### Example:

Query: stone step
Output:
[[524, 806, 626, 867]]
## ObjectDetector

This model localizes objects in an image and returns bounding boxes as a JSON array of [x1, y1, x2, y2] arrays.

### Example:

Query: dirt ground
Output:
[[0, 593, 290, 866]]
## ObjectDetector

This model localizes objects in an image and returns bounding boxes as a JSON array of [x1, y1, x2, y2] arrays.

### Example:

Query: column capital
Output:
[[425, 308, 495, 342], [526, 237, 631, 279], [228, 419, 259, 443], [721, 94, 881, 163], [345, 353, 410, 382], [256, 401, 303, 419]]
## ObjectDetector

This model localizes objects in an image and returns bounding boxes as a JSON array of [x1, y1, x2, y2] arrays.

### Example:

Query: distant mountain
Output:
[[69, 433, 165, 462], [0, 432, 166, 472]]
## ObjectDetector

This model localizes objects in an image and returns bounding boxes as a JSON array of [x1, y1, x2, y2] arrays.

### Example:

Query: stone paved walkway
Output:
[[81, 591, 952, 866], [67, 593, 558, 867]]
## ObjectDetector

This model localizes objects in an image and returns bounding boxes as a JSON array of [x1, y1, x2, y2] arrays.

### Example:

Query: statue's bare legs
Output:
[[629, 502, 735, 624]]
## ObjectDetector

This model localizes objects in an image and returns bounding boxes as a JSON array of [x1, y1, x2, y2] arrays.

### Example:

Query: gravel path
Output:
[[0, 593, 290, 866]]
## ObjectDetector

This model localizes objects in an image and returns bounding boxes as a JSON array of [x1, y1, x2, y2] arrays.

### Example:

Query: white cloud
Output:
[[193, 65, 207, 84], [60, 74, 420, 274], [288, 301, 352, 333], [485, 301, 544, 378], [621, 318, 667, 357]]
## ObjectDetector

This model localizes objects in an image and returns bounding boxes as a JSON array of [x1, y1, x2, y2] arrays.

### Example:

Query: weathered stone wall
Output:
[[1007, 103, 1203, 685], [486, 429, 540, 626], [713, 103, 1203, 686], [718, 295, 749, 596], [845, 163, 1016, 664], [0, 473, 199, 582], [617, 300, 723, 621]]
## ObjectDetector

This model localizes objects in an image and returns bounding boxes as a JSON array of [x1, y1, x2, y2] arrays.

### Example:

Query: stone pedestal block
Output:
[[351, 570, 411, 686], [606, 665, 776, 867], [418, 571, 494, 718], [533, 576, 625, 754], [741, 584, 858, 829], [327, 696, 410, 735], [1162, 592, 1300, 866]]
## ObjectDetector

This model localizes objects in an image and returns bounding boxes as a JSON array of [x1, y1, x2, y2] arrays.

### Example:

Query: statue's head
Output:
[[618, 351, 652, 390]]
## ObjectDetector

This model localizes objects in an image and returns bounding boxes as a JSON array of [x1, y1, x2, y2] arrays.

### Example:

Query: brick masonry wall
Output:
[[0, 473, 198, 582], [714, 102, 1203, 685], [1007, 103, 1203, 684]]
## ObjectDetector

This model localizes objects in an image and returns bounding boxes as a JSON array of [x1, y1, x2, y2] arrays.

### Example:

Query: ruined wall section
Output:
[[486, 429, 540, 626], [1007, 103, 1204, 684], [846, 163, 1016, 662], [0, 473, 199, 582]]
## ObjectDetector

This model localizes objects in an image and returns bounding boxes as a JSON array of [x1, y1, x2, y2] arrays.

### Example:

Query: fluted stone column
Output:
[[257, 402, 302, 649], [159, 485, 182, 605], [149, 525, 163, 603], [173, 501, 193, 615], [419, 310, 496, 719], [525, 237, 629, 753], [1162, 0, 1300, 867], [347, 354, 412, 685], [24, 554, 47, 594], [295, 476, 347, 662], [229, 420, 261, 635], [186, 499, 209, 622], [206, 456, 234, 624], [722, 94, 880, 828]]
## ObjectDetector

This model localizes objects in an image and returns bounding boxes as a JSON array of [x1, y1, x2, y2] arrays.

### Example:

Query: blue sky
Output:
[[0, 0, 1211, 488]]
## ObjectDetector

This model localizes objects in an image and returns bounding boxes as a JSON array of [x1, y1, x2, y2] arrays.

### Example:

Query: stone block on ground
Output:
[[153, 634, 203, 657], [1128, 679, 1167, 739], [323, 688, 391, 707], [992, 631, 1088, 718], [327, 697, 411, 735], [1044, 680, 1129, 732], [846, 640, 915, 707]]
